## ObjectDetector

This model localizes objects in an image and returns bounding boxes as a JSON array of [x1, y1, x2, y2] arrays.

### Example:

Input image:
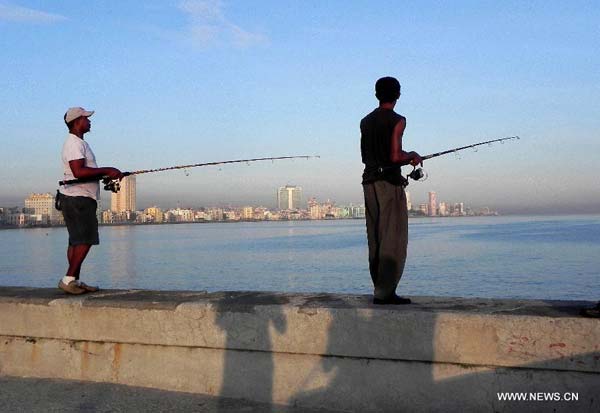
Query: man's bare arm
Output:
[[69, 159, 124, 180], [390, 118, 422, 166]]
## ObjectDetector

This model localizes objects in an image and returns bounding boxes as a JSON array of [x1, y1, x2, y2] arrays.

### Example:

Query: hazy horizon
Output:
[[2, 185, 598, 216]]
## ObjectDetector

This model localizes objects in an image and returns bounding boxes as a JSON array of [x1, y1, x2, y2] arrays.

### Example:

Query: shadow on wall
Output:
[[212, 292, 598, 412], [289, 294, 439, 412], [211, 291, 439, 411], [289, 298, 598, 412], [214, 291, 288, 413]]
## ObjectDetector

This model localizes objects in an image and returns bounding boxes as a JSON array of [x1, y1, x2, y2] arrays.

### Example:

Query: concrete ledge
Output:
[[1, 287, 598, 412]]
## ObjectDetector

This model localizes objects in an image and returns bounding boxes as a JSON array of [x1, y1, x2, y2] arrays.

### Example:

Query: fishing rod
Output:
[[58, 155, 320, 193], [422, 136, 519, 161], [407, 136, 519, 181]]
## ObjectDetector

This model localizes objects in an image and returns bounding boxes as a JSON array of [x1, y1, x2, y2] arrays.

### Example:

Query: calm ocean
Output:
[[1, 215, 598, 301]]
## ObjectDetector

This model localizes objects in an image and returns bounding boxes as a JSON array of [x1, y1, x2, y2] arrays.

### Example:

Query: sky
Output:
[[1, 0, 599, 213]]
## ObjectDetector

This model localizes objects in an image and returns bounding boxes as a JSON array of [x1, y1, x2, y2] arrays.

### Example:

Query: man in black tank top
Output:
[[360, 77, 422, 305]]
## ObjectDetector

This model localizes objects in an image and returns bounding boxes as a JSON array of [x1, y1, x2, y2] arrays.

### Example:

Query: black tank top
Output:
[[360, 108, 403, 184]]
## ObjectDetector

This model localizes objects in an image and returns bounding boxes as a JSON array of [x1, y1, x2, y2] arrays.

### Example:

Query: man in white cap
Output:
[[57, 107, 123, 294]]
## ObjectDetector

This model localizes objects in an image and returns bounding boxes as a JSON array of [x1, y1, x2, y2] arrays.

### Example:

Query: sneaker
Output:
[[373, 295, 412, 305], [78, 281, 100, 292], [58, 280, 87, 295]]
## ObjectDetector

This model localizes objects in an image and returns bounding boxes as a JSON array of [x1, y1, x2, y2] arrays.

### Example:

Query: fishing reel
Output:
[[408, 167, 427, 181], [102, 177, 121, 193]]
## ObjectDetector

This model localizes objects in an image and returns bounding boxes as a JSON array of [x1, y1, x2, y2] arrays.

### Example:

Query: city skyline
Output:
[[1, 162, 597, 215], [6, 185, 502, 211], [3, 188, 497, 228], [1, 2, 598, 214]]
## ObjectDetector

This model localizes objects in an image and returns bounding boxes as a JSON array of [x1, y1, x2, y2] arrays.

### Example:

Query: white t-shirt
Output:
[[59, 133, 100, 200]]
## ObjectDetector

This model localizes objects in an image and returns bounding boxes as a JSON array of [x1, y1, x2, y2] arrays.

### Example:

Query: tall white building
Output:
[[277, 185, 302, 210], [428, 191, 437, 216], [111, 175, 136, 212]]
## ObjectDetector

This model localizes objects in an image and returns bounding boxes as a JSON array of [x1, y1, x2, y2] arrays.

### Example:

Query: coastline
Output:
[[0, 213, 508, 230], [2, 212, 599, 232]]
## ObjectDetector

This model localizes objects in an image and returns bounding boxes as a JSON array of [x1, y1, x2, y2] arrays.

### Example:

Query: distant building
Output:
[[242, 206, 254, 220], [145, 206, 163, 223], [206, 207, 224, 221], [307, 197, 321, 219], [224, 210, 238, 221], [309, 203, 321, 219], [254, 207, 270, 220], [109, 210, 135, 224], [438, 202, 448, 216], [192, 210, 205, 221], [419, 203, 428, 216], [406, 191, 412, 211], [277, 185, 302, 210], [320, 199, 339, 218], [24, 193, 62, 225], [7, 212, 28, 226], [347, 204, 365, 219], [111, 175, 136, 213], [168, 208, 194, 222], [428, 191, 437, 216], [101, 210, 114, 224]]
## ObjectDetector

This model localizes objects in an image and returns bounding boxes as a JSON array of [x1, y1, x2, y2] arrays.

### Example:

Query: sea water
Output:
[[1, 215, 598, 300]]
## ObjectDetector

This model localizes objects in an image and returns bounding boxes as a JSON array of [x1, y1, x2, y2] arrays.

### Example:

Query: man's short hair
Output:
[[64, 114, 76, 131], [375, 77, 401, 103]]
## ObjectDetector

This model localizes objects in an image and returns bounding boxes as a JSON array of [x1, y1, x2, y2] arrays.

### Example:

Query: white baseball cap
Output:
[[64, 107, 94, 123]]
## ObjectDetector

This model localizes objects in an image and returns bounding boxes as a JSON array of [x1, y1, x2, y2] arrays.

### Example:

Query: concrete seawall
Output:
[[0, 287, 598, 412]]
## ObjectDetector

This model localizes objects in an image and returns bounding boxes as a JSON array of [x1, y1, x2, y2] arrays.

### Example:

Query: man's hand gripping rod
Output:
[[58, 155, 320, 193]]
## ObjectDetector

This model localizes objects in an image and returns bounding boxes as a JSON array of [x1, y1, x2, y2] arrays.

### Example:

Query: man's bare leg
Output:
[[66, 244, 92, 280]]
